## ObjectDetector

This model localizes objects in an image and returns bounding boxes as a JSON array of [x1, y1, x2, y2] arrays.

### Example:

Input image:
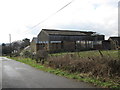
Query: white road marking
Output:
[[0, 57, 12, 61]]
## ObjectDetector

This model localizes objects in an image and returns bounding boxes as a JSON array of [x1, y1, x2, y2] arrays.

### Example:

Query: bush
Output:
[[48, 53, 120, 81], [22, 51, 32, 58], [34, 50, 48, 64], [12, 52, 20, 57]]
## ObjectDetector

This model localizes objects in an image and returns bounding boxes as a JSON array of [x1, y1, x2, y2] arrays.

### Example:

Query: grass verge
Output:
[[7, 56, 120, 88]]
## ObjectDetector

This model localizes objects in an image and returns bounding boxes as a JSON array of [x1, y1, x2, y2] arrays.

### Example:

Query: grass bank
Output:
[[8, 51, 120, 88]]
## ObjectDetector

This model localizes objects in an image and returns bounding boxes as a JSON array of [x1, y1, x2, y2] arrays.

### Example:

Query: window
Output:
[[50, 41, 62, 43]]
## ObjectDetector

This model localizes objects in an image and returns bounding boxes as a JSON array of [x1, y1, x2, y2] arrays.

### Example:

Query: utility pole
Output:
[[9, 34, 11, 57]]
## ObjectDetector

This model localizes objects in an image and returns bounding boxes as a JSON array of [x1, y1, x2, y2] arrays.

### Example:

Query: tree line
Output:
[[1, 38, 30, 56]]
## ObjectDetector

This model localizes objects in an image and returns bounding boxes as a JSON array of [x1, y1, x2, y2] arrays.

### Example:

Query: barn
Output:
[[36, 29, 104, 53], [108, 37, 120, 50], [30, 37, 38, 54]]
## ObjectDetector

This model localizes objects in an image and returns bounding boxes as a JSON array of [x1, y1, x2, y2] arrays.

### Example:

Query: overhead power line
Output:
[[32, 0, 75, 29]]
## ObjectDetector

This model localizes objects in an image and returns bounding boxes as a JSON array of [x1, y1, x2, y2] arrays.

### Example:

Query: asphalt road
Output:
[[1, 57, 96, 88]]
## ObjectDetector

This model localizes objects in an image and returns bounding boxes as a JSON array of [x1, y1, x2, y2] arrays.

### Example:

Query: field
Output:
[[50, 50, 119, 58]]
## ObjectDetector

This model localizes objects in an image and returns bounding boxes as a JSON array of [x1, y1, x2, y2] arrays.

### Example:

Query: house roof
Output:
[[42, 29, 96, 36]]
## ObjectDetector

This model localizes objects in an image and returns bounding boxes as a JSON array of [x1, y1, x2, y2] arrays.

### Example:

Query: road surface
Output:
[[0, 57, 96, 88], [0, 57, 2, 89]]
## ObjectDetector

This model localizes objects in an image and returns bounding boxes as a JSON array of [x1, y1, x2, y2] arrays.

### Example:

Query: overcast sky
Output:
[[0, 0, 118, 43]]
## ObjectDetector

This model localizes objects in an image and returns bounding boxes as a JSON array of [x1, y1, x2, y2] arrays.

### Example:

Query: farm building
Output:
[[102, 40, 111, 50], [30, 37, 39, 54], [36, 29, 105, 53], [108, 37, 120, 50]]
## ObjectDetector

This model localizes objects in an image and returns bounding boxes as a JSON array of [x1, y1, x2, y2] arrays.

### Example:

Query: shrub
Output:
[[48, 53, 120, 81], [34, 50, 48, 64], [22, 51, 32, 58], [12, 52, 20, 57]]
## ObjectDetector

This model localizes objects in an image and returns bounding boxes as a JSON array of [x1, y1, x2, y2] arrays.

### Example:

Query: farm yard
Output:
[[9, 50, 120, 88]]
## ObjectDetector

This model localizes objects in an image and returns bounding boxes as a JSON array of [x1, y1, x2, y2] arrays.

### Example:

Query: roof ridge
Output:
[[42, 29, 95, 33]]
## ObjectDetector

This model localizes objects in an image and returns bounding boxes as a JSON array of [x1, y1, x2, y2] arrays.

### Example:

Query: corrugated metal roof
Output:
[[42, 29, 95, 36]]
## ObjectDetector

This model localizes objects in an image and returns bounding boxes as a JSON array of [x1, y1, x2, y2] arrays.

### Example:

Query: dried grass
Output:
[[48, 53, 120, 81]]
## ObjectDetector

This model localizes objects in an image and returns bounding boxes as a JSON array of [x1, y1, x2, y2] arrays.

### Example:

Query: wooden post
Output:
[[75, 41, 76, 51], [85, 40, 87, 49]]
